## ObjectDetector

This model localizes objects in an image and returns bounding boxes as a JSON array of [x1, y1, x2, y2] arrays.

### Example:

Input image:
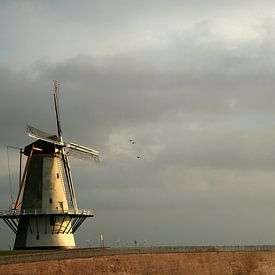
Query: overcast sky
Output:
[[2, 1, 275, 249]]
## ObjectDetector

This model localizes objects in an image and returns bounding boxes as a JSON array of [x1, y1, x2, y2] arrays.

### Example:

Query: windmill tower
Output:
[[0, 81, 99, 250]]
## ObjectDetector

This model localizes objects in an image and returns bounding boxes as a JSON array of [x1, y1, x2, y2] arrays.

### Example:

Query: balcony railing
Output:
[[0, 208, 94, 217]]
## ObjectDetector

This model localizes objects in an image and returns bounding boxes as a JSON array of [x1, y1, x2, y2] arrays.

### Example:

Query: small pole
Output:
[[19, 149, 23, 189], [86, 240, 91, 248], [100, 233, 104, 248]]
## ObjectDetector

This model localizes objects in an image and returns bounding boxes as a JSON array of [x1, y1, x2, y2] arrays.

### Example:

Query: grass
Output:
[[0, 250, 47, 256]]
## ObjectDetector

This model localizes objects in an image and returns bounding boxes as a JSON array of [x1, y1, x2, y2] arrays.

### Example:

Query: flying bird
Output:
[[129, 139, 141, 159]]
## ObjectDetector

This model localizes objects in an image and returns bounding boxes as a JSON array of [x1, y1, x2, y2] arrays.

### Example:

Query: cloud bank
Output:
[[1, 1, 275, 248]]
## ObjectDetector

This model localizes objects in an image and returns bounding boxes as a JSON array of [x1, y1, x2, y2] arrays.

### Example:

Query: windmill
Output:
[[0, 81, 99, 250]]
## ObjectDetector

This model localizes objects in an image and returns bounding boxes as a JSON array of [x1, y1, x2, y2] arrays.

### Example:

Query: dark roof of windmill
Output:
[[24, 138, 61, 156]]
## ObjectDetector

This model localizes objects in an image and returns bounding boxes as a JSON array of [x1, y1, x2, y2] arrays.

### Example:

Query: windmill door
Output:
[[58, 201, 64, 212]]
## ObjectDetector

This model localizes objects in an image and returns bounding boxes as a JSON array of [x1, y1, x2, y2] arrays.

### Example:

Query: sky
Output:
[[1, 0, 275, 249]]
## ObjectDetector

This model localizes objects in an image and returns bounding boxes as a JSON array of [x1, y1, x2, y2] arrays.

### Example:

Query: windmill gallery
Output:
[[0, 81, 99, 250]]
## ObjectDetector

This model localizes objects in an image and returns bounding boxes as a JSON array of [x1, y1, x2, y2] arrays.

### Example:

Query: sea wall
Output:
[[1, 251, 275, 274]]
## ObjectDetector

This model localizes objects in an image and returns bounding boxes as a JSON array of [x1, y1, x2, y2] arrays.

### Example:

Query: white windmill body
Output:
[[0, 81, 99, 250]]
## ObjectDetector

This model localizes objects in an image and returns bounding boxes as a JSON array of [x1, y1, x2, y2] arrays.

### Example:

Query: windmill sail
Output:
[[66, 143, 99, 162], [61, 153, 78, 210], [26, 125, 99, 162], [26, 124, 63, 145], [53, 80, 63, 140]]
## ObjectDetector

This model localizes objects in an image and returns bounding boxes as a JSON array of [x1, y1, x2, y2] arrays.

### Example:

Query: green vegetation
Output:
[[0, 250, 46, 256]]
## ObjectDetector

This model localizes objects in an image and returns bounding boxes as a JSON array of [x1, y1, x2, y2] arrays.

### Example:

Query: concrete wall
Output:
[[1, 251, 275, 274]]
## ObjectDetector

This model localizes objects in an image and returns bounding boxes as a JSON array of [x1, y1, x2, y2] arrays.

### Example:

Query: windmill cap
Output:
[[24, 139, 62, 156]]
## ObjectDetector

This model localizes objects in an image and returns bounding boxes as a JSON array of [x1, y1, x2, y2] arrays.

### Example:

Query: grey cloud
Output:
[[2, 3, 275, 248]]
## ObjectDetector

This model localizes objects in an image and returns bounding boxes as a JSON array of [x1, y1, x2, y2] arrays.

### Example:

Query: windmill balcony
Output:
[[0, 208, 94, 217]]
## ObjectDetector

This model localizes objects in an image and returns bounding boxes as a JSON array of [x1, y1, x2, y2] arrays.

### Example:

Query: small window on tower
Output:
[[36, 234, 40, 240], [49, 198, 52, 203], [57, 173, 59, 179]]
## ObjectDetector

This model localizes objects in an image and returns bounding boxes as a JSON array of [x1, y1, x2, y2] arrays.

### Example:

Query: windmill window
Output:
[[57, 173, 59, 179], [49, 198, 52, 204], [36, 234, 40, 240]]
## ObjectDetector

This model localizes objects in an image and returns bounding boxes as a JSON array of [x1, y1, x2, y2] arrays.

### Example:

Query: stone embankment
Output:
[[1, 247, 275, 274]]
